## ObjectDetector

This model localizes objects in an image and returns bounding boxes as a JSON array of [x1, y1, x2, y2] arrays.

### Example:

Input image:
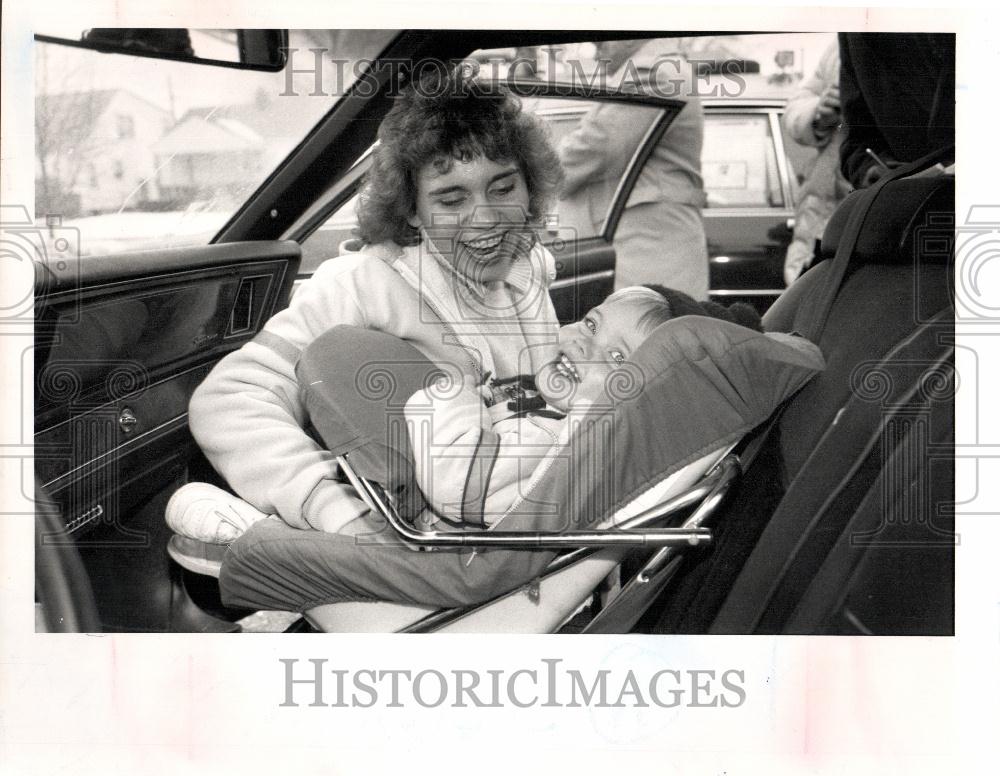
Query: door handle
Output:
[[118, 407, 138, 434]]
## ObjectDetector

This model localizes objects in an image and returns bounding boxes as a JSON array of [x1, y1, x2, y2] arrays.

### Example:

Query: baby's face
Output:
[[535, 298, 651, 412]]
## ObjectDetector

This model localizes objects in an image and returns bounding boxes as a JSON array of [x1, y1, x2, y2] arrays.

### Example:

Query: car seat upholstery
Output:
[[641, 163, 954, 635]]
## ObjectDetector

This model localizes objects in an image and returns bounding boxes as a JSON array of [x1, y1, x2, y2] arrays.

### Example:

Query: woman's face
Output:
[[535, 297, 651, 412], [411, 154, 534, 284]]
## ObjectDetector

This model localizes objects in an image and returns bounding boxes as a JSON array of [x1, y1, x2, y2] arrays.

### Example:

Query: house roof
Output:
[[36, 89, 118, 121], [35, 90, 119, 149], [151, 113, 265, 155], [176, 90, 326, 141], [36, 88, 171, 122]]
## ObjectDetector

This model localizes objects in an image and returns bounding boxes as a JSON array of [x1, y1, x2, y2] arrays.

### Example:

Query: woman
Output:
[[177, 65, 565, 540]]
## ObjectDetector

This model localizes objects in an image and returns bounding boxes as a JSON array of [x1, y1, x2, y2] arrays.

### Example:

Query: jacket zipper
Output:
[[421, 299, 484, 382], [392, 258, 485, 381]]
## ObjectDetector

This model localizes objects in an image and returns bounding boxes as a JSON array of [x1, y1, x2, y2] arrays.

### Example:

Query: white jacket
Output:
[[189, 240, 558, 533], [404, 385, 566, 526]]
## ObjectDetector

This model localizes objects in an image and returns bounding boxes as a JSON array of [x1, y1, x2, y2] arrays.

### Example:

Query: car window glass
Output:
[[34, 30, 398, 257], [702, 112, 783, 208]]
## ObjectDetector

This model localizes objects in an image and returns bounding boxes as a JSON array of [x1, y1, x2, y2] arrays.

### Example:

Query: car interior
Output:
[[32, 29, 955, 635]]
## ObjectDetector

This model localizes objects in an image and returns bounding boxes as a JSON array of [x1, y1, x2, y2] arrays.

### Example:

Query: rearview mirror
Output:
[[34, 28, 288, 72]]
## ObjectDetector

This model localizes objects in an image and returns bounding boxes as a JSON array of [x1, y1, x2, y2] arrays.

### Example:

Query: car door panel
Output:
[[701, 105, 796, 311], [705, 210, 790, 302], [35, 240, 300, 629], [547, 236, 616, 323]]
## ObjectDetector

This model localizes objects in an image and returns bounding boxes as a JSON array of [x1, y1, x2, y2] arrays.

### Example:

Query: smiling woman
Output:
[[355, 67, 564, 251]]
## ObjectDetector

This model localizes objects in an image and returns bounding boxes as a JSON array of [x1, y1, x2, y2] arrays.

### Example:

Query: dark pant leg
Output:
[[219, 518, 556, 611]]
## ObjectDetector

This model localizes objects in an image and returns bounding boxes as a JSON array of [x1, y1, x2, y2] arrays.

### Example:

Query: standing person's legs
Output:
[[612, 202, 709, 299]]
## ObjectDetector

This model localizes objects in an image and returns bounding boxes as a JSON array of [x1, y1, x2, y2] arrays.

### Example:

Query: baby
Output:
[[403, 286, 762, 527], [166, 285, 758, 546]]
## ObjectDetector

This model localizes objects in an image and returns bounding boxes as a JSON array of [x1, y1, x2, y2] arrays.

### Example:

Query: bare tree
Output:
[[35, 44, 115, 219]]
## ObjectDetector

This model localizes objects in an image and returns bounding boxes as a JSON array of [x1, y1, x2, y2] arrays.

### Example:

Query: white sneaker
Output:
[[165, 482, 273, 544], [167, 535, 228, 578]]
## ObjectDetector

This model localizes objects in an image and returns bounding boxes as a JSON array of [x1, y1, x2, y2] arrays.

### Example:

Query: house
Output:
[[35, 89, 173, 217], [152, 113, 265, 206], [152, 89, 322, 209]]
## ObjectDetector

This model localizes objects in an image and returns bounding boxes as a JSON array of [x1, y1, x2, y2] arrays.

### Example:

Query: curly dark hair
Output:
[[638, 284, 764, 333], [355, 65, 565, 247]]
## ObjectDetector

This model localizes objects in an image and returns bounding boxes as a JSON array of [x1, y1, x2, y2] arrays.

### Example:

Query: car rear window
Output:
[[702, 112, 783, 208]]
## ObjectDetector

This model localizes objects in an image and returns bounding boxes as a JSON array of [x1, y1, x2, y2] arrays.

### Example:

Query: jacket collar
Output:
[[387, 240, 499, 378], [365, 235, 558, 378]]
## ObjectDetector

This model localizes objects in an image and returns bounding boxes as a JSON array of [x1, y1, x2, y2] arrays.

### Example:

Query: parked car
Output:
[[31, 29, 954, 635]]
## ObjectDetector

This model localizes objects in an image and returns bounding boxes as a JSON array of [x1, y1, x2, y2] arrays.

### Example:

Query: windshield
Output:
[[34, 29, 398, 256]]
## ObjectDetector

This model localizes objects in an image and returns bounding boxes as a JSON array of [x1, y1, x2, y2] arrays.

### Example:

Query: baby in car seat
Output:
[[166, 285, 761, 546], [403, 285, 763, 528]]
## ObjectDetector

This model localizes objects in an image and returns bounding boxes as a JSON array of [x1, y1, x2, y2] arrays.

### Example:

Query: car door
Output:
[[33, 239, 303, 630], [701, 100, 796, 311], [528, 97, 802, 315]]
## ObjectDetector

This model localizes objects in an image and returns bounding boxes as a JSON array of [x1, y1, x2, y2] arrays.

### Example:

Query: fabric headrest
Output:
[[819, 175, 953, 267]]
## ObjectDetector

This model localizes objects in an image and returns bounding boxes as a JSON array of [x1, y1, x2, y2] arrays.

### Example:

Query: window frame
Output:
[[700, 100, 794, 213]]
